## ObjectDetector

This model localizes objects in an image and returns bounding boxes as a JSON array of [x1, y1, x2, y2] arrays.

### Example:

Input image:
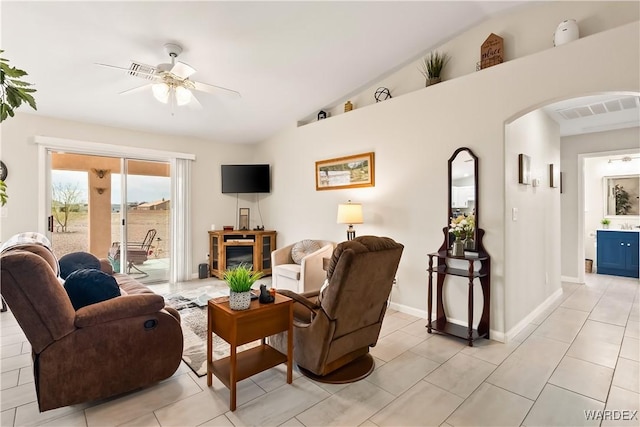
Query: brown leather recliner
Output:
[[273, 236, 403, 382], [0, 244, 183, 412]]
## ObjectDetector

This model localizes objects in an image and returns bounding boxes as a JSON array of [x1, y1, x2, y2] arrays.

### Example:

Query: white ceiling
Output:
[[1, 1, 527, 144], [543, 94, 640, 136]]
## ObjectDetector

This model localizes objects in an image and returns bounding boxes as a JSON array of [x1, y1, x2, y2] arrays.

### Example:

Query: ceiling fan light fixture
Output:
[[175, 85, 192, 106], [152, 83, 170, 104]]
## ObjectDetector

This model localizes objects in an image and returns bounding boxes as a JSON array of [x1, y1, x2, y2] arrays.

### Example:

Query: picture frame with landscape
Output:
[[315, 152, 375, 191]]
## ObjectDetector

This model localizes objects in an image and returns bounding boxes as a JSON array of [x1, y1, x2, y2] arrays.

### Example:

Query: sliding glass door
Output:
[[122, 159, 171, 283], [47, 152, 171, 283]]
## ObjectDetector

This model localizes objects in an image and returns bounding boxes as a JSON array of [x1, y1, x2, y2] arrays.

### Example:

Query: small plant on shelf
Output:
[[419, 51, 449, 86], [600, 218, 611, 228]]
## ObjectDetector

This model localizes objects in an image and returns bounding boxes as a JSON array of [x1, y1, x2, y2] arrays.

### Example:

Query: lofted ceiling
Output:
[[4, 2, 634, 145], [1, 1, 527, 144]]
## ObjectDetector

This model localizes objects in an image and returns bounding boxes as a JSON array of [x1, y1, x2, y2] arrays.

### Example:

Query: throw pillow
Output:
[[59, 252, 101, 280], [291, 240, 322, 264], [63, 268, 121, 310]]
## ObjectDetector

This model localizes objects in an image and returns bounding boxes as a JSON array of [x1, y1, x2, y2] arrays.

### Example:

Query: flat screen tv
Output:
[[221, 164, 270, 194]]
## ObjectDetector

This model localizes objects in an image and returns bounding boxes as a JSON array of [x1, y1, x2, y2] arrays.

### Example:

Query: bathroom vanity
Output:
[[596, 229, 639, 278]]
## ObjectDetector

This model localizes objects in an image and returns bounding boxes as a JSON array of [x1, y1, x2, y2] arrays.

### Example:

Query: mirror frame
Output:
[[448, 147, 479, 251], [603, 174, 640, 218]]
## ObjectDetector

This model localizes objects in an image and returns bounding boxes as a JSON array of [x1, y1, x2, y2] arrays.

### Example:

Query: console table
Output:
[[207, 293, 293, 411], [427, 228, 491, 346], [208, 230, 276, 279]]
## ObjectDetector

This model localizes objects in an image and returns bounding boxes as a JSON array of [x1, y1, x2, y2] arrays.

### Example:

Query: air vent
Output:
[[556, 96, 639, 120], [128, 62, 157, 80]]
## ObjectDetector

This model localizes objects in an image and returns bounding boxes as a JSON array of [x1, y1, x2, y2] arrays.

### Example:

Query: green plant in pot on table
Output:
[[600, 218, 611, 229], [224, 263, 263, 310]]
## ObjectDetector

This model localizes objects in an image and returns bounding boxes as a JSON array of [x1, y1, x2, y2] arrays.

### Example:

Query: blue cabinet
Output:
[[597, 231, 639, 278]]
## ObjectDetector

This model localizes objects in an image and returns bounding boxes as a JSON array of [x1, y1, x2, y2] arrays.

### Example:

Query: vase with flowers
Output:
[[463, 214, 475, 250], [449, 215, 468, 257]]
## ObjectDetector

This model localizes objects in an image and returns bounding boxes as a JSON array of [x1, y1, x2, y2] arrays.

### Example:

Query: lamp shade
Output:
[[152, 83, 170, 104], [337, 202, 363, 224], [152, 83, 193, 106]]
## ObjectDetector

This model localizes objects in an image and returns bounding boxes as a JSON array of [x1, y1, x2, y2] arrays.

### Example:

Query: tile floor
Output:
[[1, 273, 638, 426]]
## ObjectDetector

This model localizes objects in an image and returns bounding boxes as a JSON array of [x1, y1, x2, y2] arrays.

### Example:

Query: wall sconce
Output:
[[91, 169, 109, 179], [95, 187, 106, 195], [337, 200, 363, 241]]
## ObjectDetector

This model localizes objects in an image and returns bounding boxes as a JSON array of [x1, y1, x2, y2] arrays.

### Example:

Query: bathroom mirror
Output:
[[448, 147, 479, 251], [604, 175, 640, 217]]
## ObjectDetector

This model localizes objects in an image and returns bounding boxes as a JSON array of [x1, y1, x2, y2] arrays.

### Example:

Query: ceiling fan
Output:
[[96, 43, 240, 108]]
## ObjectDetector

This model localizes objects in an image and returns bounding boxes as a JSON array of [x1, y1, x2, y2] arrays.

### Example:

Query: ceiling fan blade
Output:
[[193, 81, 241, 98], [188, 92, 204, 110], [119, 84, 152, 95], [95, 62, 132, 72], [95, 62, 160, 81], [170, 61, 196, 79]]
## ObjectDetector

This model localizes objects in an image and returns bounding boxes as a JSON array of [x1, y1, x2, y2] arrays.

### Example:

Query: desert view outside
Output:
[[51, 163, 171, 281], [50, 209, 170, 262]]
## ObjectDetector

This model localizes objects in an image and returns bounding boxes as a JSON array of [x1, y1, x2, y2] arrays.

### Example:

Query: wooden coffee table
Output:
[[207, 293, 293, 411]]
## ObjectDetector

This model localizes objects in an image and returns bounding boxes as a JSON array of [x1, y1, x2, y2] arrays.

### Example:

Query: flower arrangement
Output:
[[450, 214, 475, 240]]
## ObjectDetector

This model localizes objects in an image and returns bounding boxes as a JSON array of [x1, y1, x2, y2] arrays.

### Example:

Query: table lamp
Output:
[[337, 200, 363, 240]]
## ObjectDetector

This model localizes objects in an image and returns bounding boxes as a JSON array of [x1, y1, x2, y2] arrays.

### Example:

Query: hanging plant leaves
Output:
[[0, 50, 37, 122]]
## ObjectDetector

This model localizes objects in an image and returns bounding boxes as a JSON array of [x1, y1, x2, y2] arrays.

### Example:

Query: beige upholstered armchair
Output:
[[271, 239, 335, 293]]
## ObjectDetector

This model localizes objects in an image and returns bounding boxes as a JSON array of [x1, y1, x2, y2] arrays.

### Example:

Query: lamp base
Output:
[[346, 225, 356, 241]]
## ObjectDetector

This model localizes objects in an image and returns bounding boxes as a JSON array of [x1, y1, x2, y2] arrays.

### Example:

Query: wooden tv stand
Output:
[[208, 230, 277, 279]]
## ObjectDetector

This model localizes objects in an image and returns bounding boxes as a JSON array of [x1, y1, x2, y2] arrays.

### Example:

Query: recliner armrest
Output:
[[74, 294, 166, 328], [276, 289, 320, 312]]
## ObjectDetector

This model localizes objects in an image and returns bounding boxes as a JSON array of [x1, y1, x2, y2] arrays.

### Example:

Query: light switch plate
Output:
[[512, 207, 518, 221]]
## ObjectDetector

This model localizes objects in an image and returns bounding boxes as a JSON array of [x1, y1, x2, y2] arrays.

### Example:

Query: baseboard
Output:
[[561, 275, 583, 284], [388, 301, 426, 319], [504, 288, 563, 342], [388, 302, 505, 343]]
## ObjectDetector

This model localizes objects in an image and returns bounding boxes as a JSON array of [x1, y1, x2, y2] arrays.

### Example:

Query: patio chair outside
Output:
[[109, 229, 157, 277]]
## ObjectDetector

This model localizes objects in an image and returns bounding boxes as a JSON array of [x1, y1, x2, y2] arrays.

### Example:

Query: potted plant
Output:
[[419, 51, 449, 86], [0, 50, 37, 206], [223, 263, 263, 310], [600, 218, 611, 229]]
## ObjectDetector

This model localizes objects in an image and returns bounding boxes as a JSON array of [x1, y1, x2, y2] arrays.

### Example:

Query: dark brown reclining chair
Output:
[[0, 244, 183, 412], [273, 236, 403, 383]]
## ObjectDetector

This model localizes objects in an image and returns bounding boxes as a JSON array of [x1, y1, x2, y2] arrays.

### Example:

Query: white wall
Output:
[[505, 110, 561, 334], [257, 19, 640, 336], [0, 114, 254, 274], [561, 127, 640, 280], [311, 1, 639, 122]]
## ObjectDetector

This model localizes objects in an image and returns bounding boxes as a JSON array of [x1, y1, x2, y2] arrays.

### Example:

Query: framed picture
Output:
[[315, 152, 375, 191], [518, 154, 531, 185], [549, 163, 559, 188], [238, 208, 250, 230]]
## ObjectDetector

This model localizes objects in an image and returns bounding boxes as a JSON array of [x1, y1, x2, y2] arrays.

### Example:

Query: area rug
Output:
[[164, 291, 229, 377], [164, 289, 262, 377]]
